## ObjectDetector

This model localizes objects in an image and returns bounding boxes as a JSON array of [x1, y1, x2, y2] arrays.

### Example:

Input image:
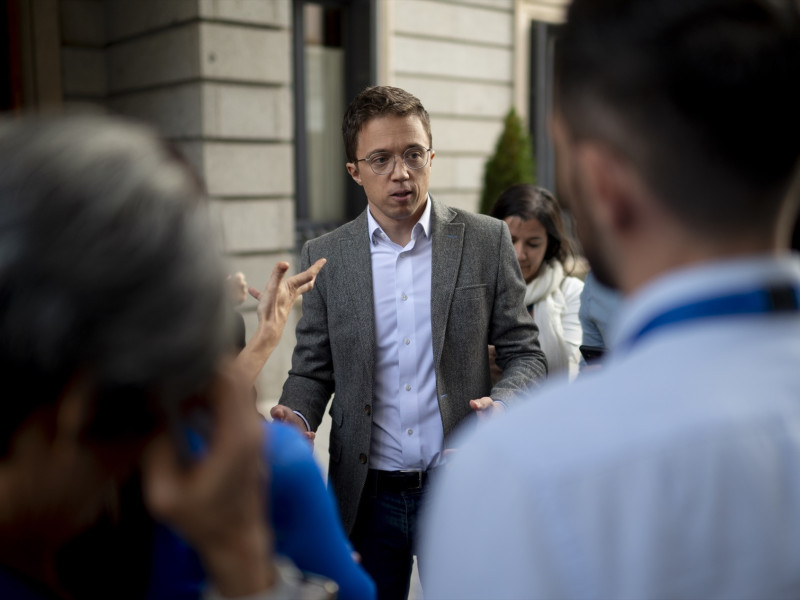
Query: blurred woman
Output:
[[490, 184, 584, 380]]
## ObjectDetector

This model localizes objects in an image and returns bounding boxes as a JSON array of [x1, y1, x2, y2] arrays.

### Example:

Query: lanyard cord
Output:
[[626, 284, 800, 348]]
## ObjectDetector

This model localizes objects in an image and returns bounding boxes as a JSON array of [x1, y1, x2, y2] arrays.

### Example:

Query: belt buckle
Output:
[[400, 469, 424, 489]]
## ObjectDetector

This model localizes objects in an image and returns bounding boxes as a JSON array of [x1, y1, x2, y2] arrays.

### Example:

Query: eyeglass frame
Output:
[[353, 146, 433, 175]]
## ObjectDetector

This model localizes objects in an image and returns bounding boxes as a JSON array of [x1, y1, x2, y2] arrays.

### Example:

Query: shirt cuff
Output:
[[293, 410, 311, 432]]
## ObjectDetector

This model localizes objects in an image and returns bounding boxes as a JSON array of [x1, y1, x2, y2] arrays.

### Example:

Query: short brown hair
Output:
[[342, 86, 432, 164]]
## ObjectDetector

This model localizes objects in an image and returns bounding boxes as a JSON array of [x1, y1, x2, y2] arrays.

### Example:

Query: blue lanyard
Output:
[[628, 283, 800, 348]]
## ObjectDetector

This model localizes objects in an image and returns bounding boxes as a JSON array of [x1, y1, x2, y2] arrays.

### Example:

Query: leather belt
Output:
[[367, 468, 439, 492]]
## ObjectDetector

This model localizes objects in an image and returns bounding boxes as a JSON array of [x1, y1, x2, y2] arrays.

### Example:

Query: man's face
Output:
[[346, 115, 434, 229], [551, 111, 618, 289]]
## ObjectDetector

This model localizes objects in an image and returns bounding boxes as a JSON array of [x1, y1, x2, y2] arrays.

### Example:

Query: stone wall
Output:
[[381, 0, 516, 213]]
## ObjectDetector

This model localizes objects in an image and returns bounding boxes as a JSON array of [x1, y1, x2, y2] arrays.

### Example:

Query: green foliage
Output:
[[479, 108, 536, 215]]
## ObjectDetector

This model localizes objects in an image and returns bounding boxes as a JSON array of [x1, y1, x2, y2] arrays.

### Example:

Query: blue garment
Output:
[[350, 476, 430, 600], [146, 420, 375, 600], [578, 270, 622, 350]]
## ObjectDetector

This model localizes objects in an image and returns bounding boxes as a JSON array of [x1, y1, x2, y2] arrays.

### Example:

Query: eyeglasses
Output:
[[355, 147, 433, 175]]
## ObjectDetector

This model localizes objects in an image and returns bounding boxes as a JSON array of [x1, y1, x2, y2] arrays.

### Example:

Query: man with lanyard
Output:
[[422, 0, 800, 598]]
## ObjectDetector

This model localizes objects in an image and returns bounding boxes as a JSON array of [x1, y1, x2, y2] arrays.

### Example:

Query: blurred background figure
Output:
[[423, 0, 800, 597], [490, 184, 583, 381], [0, 114, 355, 600], [577, 270, 622, 369]]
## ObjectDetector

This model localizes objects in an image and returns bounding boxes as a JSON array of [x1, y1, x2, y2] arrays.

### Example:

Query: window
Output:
[[529, 21, 561, 193], [293, 0, 375, 249]]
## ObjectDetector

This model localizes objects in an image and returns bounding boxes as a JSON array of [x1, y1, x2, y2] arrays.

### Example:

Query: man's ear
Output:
[[574, 142, 640, 234], [346, 162, 362, 186]]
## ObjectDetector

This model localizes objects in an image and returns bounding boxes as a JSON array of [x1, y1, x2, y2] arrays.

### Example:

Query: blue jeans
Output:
[[349, 471, 433, 600]]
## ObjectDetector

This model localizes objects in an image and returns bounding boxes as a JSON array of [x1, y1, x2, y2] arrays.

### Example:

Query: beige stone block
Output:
[[202, 142, 294, 197], [432, 116, 505, 154], [61, 47, 107, 96], [198, 0, 291, 27], [107, 25, 200, 93], [109, 84, 203, 137], [61, 0, 105, 46], [393, 35, 512, 83], [394, 76, 512, 119], [455, 0, 513, 9], [431, 190, 481, 214], [202, 83, 292, 140], [105, 0, 199, 42], [199, 23, 290, 84], [217, 198, 295, 253], [394, 0, 512, 45], [431, 154, 486, 191]]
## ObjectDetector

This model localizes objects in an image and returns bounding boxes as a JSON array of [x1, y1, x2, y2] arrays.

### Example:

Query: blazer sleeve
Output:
[[489, 223, 548, 403], [278, 240, 335, 431]]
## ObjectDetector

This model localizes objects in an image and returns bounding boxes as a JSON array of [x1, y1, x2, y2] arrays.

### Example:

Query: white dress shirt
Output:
[[422, 255, 800, 599], [367, 197, 443, 471]]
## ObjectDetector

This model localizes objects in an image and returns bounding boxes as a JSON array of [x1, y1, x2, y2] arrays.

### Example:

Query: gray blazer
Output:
[[279, 197, 546, 533]]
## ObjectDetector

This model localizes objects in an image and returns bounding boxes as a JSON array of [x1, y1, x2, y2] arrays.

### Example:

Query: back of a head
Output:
[[342, 86, 432, 163], [556, 0, 800, 234], [0, 115, 231, 451]]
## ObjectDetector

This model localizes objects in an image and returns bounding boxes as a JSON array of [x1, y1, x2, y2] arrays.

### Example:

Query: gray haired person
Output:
[[0, 115, 322, 599]]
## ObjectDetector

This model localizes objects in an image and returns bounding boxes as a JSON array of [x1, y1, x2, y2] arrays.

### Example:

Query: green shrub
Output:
[[479, 108, 536, 215]]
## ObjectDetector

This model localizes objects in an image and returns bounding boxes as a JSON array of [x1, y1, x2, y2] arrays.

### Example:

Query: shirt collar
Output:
[[367, 194, 432, 245], [608, 253, 800, 352]]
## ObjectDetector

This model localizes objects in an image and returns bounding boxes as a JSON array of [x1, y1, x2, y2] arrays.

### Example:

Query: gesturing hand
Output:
[[249, 258, 327, 352]]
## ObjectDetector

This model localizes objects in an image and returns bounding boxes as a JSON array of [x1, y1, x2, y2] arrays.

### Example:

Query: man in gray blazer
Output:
[[272, 86, 546, 600]]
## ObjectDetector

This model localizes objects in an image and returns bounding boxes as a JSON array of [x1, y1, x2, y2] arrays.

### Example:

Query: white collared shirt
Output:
[[366, 197, 443, 471], [423, 255, 800, 599]]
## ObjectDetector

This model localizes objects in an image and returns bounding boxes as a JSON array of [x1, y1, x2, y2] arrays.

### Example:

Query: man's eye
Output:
[[370, 154, 390, 165], [407, 150, 423, 160]]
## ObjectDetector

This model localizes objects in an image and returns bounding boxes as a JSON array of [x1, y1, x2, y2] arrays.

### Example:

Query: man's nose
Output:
[[390, 156, 410, 180], [514, 241, 525, 262]]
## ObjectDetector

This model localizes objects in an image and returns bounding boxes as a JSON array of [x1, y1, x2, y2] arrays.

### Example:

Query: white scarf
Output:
[[524, 261, 572, 378]]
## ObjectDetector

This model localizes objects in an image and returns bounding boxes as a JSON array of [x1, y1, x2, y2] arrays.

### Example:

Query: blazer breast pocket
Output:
[[452, 284, 488, 301], [450, 284, 490, 330]]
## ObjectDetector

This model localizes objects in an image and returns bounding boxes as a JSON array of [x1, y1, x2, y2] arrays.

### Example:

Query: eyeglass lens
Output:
[[368, 147, 429, 174]]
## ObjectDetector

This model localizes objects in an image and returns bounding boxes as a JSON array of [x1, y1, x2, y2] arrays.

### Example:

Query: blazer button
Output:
[[364, 404, 371, 416], [359, 453, 367, 464]]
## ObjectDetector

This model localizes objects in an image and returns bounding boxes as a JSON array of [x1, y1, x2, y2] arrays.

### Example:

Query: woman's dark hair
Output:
[[490, 184, 575, 268]]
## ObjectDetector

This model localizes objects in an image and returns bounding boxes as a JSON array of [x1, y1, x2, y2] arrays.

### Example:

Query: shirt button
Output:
[[407, 429, 413, 436], [404, 338, 411, 345], [405, 384, 411, 391], [359, 453, 367, 464], [364, 404, 371, 416], [401, 293, 408, 301]]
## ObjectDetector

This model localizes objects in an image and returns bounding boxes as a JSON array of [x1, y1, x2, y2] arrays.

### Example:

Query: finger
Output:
[[286, 258, 326, 294], [264, 261, 291, 296], [269, 405, 289, 421], [248, 286, 262, 301], [469, 398, 489, 411]]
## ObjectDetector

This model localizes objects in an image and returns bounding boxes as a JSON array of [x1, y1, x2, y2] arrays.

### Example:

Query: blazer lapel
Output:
[[337, 209, 376, 376], [430, 197, 464, 369]]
